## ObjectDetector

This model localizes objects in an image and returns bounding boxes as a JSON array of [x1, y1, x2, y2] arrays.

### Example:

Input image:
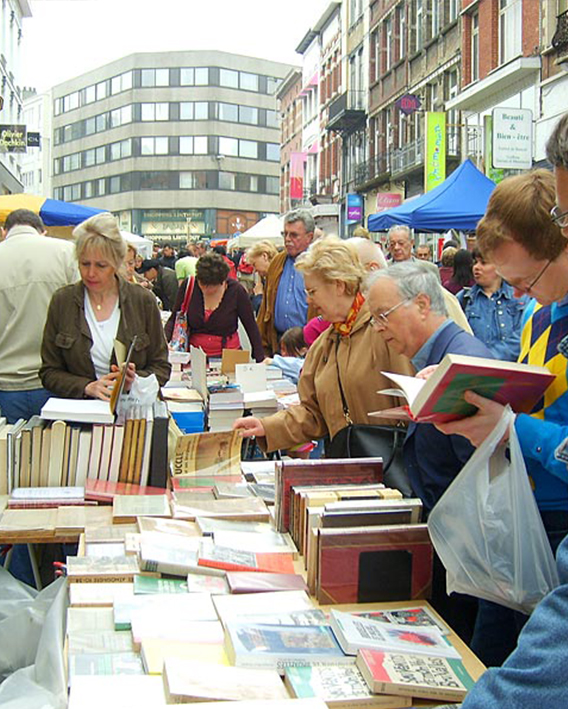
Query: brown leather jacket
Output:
[[256, 250, 318, 356], [40, 277, 171, 398]]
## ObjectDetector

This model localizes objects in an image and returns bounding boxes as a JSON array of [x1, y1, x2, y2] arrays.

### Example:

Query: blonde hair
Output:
[[295, 236, 366, 296], [73, 212, 127, 271], [245, 240, 279, 262], [441, 246, 457, 267]]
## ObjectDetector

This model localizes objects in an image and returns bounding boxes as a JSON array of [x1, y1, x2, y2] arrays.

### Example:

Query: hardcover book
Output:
[[226, 571, 308, 594], [371, 353, 555, 424], [140, 638, 229, 674], [65, 555, 140, 583], [329, 609, 459, 660], [197, 540, 295, 574], [213, 589, 314, 628], [356, 648, 476, 702], [285, 664, 412, 709]]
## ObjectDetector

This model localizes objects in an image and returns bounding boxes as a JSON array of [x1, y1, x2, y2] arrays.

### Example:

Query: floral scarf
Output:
[[333, 291, 365, 337]]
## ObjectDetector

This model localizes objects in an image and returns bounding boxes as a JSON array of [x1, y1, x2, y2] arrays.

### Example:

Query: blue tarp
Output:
[[367, 159, 496, 233], [40, 198, 104, 226]]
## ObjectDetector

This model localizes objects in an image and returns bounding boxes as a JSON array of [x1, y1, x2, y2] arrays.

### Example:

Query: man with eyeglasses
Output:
[[257, 208, 317, 356], [366, 261, 492, 645]]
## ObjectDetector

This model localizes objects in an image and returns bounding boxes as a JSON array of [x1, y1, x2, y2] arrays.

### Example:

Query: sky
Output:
[[21, 0, 331, 92]]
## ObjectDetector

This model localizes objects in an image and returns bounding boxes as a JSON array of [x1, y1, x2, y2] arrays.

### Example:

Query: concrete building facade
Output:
[[50, 50, 294, 241]]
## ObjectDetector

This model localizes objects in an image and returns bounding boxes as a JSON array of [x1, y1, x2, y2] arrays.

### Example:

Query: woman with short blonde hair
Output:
[[245, 240, 279, 276]]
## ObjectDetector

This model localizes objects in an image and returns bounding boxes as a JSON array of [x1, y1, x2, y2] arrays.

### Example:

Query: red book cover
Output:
[[85, 478, 171, 502], [197, 545, 295, 574], [317, 524, 432, 605], [226, 571, 308, 594], [276, 458, 383, 533]]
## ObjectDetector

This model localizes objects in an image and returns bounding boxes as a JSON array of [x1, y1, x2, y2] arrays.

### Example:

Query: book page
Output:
[[379, 372, 426, 405]]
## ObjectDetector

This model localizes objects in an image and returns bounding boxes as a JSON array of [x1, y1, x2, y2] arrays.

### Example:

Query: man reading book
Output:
[[432, 118, 568, 705], [366, 261, 492, 646]]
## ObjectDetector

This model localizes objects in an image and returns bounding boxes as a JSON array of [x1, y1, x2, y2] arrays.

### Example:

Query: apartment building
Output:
[[51, 51, 294, 241], [276, 68, 303, 214]]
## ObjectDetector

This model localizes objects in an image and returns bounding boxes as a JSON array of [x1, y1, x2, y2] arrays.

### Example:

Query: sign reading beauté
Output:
[[492, 108, 533, 170]]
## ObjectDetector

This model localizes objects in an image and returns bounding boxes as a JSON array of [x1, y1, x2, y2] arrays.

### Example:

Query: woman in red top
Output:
[[165, 252, 264, 361]]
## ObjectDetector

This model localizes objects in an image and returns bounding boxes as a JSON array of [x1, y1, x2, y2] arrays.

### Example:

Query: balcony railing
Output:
[[327, 90, 367, 133], [552, 10, 568, 54], [391, 137, 424, 175]]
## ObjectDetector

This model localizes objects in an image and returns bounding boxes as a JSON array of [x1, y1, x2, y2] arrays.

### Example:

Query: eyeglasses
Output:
[[370, 298, 411, 329], [522, 259, 553, 295], [550, 205, 568, 229]]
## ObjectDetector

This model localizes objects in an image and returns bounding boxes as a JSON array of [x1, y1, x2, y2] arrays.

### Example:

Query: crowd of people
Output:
[[2, 110, 568, 705]]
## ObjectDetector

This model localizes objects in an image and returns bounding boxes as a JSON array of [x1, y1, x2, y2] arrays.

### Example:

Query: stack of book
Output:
[[243, 389, 278, 418], [208, 388, 245, 432]]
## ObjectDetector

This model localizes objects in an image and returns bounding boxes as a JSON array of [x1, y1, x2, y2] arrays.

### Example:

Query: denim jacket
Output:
[[457, 282, 528, 361]]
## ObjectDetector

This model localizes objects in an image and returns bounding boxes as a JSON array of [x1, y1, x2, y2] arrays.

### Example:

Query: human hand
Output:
[[263, 357, 274, 366], [84, 370, 121, 401], [111, 362, 137, 391], [435, 391, 507, 447], [416, 364, 438, 380], [233, 416, 266, 438]]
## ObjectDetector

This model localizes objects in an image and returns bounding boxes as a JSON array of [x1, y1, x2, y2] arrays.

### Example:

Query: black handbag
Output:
[[326, 337, 413, 497]]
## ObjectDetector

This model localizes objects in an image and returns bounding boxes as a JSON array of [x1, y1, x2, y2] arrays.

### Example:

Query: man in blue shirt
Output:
[[257, 209, 317, 356]]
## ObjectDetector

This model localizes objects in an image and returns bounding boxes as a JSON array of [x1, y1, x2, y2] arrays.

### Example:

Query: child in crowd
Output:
[[265, 326, 307, 385]]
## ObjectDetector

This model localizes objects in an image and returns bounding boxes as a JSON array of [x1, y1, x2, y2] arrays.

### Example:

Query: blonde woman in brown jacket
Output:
[[233, 237, 413, 453]]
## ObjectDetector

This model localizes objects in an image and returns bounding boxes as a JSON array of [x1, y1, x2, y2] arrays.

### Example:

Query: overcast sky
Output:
[[21, 0, 331, 92]]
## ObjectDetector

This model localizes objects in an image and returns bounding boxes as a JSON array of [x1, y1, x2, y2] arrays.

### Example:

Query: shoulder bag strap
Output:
[[181, 276, 195, 315], [334, 335, 353, 425]]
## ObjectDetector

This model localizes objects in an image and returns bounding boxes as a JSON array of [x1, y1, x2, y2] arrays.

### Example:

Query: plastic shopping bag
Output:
[[428, 406, 559, 614]]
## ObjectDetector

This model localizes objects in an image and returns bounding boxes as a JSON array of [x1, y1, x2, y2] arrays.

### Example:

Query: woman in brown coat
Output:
[[233, 237, 413, 453], [40, 212, 170, 400]]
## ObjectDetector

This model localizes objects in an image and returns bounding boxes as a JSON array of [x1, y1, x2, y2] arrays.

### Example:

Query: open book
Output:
[[369, 353, 555, 424]]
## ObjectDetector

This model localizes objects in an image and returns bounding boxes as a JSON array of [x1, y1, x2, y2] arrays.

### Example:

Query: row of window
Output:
[[54, 101, 279, 145], [53, 170, 280, 201], [53, 136, 281, 174], [54, 67, 283, 116]]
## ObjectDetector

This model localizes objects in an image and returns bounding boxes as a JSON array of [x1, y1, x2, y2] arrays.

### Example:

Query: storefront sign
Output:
[[346, 193, 363, 222], [376, 192, 403, 212], [396, 94, 421, 116], [140, 209, 204, 221], [27, 132, 41, 147], [0, 124, 27, 153], [290, 152, 306, 200], [425, 112, 446, 192], [492, 107, 533, 170]]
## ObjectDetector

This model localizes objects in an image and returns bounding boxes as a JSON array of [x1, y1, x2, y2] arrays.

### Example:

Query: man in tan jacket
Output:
[[257, 209, 318, 356]]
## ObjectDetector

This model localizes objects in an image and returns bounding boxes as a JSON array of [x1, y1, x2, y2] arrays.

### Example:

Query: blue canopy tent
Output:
[[367, 159, 496, 233]]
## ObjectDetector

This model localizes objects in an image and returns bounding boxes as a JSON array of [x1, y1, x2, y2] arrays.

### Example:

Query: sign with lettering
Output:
[[492, 108, 533, 170], [0, 124, 27, 152], [27, 132, 40, 147], [396, 94, 421, 116], [425, 112, 446, 192], [376, 192, 403, 212], [346, 193, 363, 222]]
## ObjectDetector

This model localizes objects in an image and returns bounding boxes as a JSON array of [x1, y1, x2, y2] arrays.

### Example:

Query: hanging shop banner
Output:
[[346, 193, 363, 222], [290, 152, 306, 200], [492, 107, 533, 170], [376, 192, 403, 212], [424, 112, 446, 192], [0, 124, 27, 152]]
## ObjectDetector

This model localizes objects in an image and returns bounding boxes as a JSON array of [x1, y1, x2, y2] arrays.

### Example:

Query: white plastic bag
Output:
[[428, 406, 559, 614]]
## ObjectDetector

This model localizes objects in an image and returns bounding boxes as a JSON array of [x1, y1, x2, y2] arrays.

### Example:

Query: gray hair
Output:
[[546, 113, 568, 170], [387, 224, 412, 241], [284, 208, 315, 234], [365, 261, 448, 316]]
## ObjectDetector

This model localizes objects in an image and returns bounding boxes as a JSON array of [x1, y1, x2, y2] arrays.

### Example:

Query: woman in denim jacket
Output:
[[457, 248, 528, 361]]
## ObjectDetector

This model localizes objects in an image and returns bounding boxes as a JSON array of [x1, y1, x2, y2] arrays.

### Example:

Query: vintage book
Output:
[[66, 425, 81, 486], [329, 609, 459, 660], [114, 592, 217, 630], [196, 517, 278, 536], [371, 353, 555, 424], [164, 657, 290, 702], [213, 589, 314, 628], [67, 651, 144, 679], [75, 428, 92, 488], [141, 638, 229, 675], [38, 425, 51, 487], [185, 571, 230, 594], [226, 571, 308, 594], [29, 417, 46, 488], [214, 481, 255, 499], [213, 529, 297, 557], [107, 424, 124, 483], [96, 424, 114, 483], [67, 629, 134, 655], [46, 419, 66, 487], [133, 574, 189, 594], [172, 496, 270, 523], [138, 533, 201, 576], [131, 616, 224, 650], [85, 478, 168, 502], [84, 522, 137, 544], [137, 516, 199, 537], [285, 664, 412, 709], [9, 485, 85, 509], [221, 347, 251, 373], [275, 458, 384, 533], [40, 397, 114, 425], [356, 648, 476, 702], [317, 525, 433, 605], [162, 386, 204, 403], [148, 400, 169, 489], [0, 425, 14, 495], [177, 701, 328, 709], [68, 581, 134, 607], [66, 555, 140, 583], [225, 621, 353, 672], [197, 540, 295, 574], [353, 606, 449, 636], [172, 429, 242, 478], [86, 541, 127, 558], [87, 423, 104, 480], [0, 507, 57, 539], [119, 412, 135, 483], [139, 409, 154, 487], [18, 418, 34, 488], [126, 410, 141, 484], [61, 422, 72, 486], [67, 675, 167, 709], [112, 493, 171, 523], [66, 607, 115, 634], [56, 506, 111, 536]]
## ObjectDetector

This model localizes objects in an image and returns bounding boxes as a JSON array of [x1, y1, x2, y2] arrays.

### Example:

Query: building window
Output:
[[110, 139, 132, 161], [180, 171, 208, 189], [219, 68, 239, 88], [110, 105, 132, 128], [395, 4, 405, 62], [111, 71, 132, 95], [84, 85, 96, 104], [471, 11, 479, 82], [431, 0, 441, 38], [141, 136, 168, 155], [195, 67, 209, 85], [240, 72, 259, 91], [218, 103, 239, 122], [449, 0, 458, 22], [219, 172, 236, 190], [140, 172, 170, 189], [385, 15, 393, 71], [239, 105, 258, 124], [239, 140, 258, 158], [141, 102, 169, 121], [180, 136, 207, 154], [180, 68, 195, 85], [219, 136, 239, 156], [266, 143, 280, 161], [63, 184, 81, 201], [499, 0, 522, 65], [96, 81, 108, 100], [266, 109, 279, 128], [140, 68, 170, 87], [266, 176, 279, 194]]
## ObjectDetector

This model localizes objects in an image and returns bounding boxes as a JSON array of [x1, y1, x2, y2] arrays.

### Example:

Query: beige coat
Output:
[[261, 303, 414, 452]]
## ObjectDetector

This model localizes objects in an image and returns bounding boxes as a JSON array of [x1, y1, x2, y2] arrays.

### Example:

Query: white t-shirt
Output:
[[84, 292, 120, 380]]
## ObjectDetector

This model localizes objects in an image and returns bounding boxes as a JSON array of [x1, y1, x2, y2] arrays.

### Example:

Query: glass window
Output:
[[180, 68, 194, 85], [194, 102, 208, 119], [122, 71, 132, 90], [85, 116, 96, 135], [219, 103, 238, 122], [499, 0, 522, 64], [84, 85, 96, 104], [141, 137, 155, 155], [180, 102, 194, 120], [239, 105, 258, 124], [140, 172, 170, 189], [155, 102, 169, 120], [239, 140, 258, 159], [471, 11, 479, 82], [220, 68, 239, 88], [110, 142, 121, 160], [265, 109, 278, 128], [84, 148, 96, 167], [156, 69, 169, 86], [240, 72, 259, 91], [195, 68, 209, 85], [155, 137, 168, 154], [111, 75, 122, 95], [122, 105, 132, 124], [96, 113, 107, 132], [180, 171, 197, 189], [141, 69, 154, 87], [84, 181, 94, 198], [219, 172, 235, 190], [194, 136, 208, 154], [141, 103, 155, 121], [250, 175, 259, 192], [180, 136, 194, 154], [96, 81, 108, 100], [64, 184, 80, 201], [219, 137, 238, 156], [96, 146, 106, 163], [266, 143, 280, 161], [54, 98, 63, 116], [266, 176, 280, 194], [98, 178, 106, 195], [110, 176, 121, 193], [53, 158, 60, 175], [266, 77, 281, 95]]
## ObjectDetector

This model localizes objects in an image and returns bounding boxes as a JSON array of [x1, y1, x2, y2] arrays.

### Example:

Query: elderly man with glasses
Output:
[[366, 261, 492, 647]]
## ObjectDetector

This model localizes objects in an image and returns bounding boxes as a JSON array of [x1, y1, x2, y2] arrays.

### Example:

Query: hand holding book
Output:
[[435, 390, 511, 448]]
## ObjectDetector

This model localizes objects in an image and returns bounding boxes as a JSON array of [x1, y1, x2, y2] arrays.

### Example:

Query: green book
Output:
[[133, 575, 188, 595]]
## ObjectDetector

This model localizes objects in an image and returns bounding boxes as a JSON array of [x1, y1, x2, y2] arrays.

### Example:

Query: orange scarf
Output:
[[333, 291, 365, 337]]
